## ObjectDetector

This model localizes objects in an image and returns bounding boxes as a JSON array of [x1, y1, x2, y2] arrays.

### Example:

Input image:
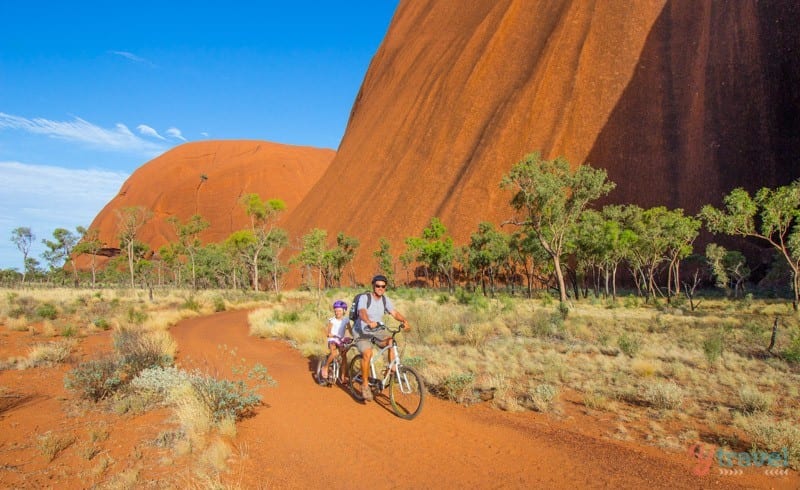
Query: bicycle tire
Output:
[[388, 366, 425, 420], [315, 356, 328, 386], [347, 354, 365, 400]]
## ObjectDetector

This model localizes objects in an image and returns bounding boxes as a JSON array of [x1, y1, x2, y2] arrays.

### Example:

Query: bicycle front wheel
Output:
[[347, 354, 365, 401], [389, 366, 425, 420]]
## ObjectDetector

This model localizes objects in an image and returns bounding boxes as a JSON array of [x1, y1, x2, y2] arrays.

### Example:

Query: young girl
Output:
[[321, 300, 352, 382]]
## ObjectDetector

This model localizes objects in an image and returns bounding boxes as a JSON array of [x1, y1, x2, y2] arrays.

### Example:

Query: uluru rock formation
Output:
[[86, 140, 334, 255], [87, 0, 800, 282], [283, 0, 800, 278]]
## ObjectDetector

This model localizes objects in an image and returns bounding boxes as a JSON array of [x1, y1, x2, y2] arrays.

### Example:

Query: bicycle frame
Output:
[[367, 333, 415, 395]]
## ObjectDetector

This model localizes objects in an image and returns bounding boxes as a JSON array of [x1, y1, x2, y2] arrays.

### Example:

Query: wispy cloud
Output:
[[0, 112, 167, 156], [200, 131, 209, 138], [166, 127, 187, 141], [137, 124, 166, 140], [0, 161, 128, 269], [111, 50, 155, 67]]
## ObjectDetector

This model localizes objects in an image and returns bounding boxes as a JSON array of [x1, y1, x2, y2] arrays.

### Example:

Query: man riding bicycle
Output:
[[354, 275, 410, 402]]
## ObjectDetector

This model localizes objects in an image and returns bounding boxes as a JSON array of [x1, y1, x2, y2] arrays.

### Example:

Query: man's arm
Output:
[[390, 309, 410, 330]]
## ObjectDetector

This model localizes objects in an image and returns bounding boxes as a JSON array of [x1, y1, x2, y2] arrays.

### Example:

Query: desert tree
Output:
[[116, 206, 153, 289], [700, 181, 800, 309], [326, 232, 359, 287], [42, 228, 79, 284], [705, 243, 750, 298], [404, 217, 456, 291], [467, 222, 509, 296], [661, 209, 701, 300], [74, 226, 104, 288], [166, 213, 210, 290], [239, 193, 286, 291], [10, 227, 35, 283], [501, 152, 615, 304], [294, 228, 328, 301], [373, 237, 396, 286]]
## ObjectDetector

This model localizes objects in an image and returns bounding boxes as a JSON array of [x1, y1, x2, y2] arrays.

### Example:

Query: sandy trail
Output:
[[171, 309, 793, 489]]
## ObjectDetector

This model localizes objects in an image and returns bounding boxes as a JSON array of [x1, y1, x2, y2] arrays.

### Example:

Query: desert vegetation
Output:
[[249, 287, 800, 469], [2, 154, 800, 483], [0, 288, 273, 487]]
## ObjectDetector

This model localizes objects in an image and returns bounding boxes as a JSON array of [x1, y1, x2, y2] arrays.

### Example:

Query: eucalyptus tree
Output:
[[10, 227, 35, 283], [239, 193, 286, 291], [404, 217, 456, 290], [468, 222, 509, 296], [373, 237, 395, 286], [294, 228, 328, 298], [326, 232, 359, 287], [167, 214, 210, 290], [501, 152, 615, 303], [705, 243, 750, 298], [700, 182, 800, 308], [116, 206, 152, 289], [74, 226, 104, 288], [42, 228, 79, 284]]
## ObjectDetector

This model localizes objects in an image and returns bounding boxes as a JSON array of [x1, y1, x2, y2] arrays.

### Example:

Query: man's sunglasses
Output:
[[373, 283, 387, 289]]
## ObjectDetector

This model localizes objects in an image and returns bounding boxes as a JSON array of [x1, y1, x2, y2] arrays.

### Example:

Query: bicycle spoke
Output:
[[389, 366, 425, 419]]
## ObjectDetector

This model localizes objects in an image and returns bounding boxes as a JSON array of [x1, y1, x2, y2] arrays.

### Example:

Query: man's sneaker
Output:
[[362, 385, 373, 402]]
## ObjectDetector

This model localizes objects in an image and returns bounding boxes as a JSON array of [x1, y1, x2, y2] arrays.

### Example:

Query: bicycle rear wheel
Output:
[[388, 366, 425, 420], [315, 356, 329, 386], [347, 354, 365, 400]]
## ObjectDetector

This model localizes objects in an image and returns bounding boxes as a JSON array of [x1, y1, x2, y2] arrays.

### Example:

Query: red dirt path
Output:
[[171, 309, 796, 489]]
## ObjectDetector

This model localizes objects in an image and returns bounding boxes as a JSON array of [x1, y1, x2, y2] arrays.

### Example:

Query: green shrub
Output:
[[529, 383, 558, 412], [64, 357, 123, 401], [642, 381, 684, 410], [36, 303, 58, 320], [738, 386, 773, 414], [702, 331, 725, 363], [212, 296, 226, 312], [61, 325, 77, 338], [439, 372, 475, 404], [93, 318, 110, 330], [126, 307, 148, 325], [272, 310, 300, 323], [623, 295, 639, 309], [557, 302, 570, 319], [618, 333, 642, 358], [783, 333, 800, 363], [188, 371, 262, 421], [113, 328, 172, 378], [181, 296, 201, 312]]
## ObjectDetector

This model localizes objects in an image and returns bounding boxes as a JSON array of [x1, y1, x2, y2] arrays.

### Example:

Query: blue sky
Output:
[[0, 1, 399, 271]]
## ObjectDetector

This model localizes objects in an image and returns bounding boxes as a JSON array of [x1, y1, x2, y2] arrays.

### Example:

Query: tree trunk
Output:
[[553, 255, 568, 303]]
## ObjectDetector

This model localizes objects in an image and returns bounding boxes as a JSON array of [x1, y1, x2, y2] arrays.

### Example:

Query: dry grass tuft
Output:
[[36, 431, 76, 462]]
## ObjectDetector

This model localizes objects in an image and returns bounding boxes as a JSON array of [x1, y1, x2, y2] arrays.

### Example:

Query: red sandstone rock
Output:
[[85, 140, 334, 256]]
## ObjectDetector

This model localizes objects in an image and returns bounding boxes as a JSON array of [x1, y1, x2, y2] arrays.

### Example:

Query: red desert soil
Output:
[[171, 309, 797, 489], [1, 310, 797, 488]]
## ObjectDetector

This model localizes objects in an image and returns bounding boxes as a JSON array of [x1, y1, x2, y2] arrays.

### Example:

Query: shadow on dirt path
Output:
[[171, 309, 795, 489]]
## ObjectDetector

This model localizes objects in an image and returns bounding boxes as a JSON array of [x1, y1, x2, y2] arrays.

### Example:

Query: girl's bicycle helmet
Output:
[[333, 300, 348, 310]]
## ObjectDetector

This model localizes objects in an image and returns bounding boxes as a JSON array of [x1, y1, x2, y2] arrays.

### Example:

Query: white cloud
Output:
[[166, 127, 187, 141], [0, 161, 128, 269], [137, 124, 166, 140], [0, 112, 167, 156], [111, 51, 154, 67], [200, 131, 209, 138]]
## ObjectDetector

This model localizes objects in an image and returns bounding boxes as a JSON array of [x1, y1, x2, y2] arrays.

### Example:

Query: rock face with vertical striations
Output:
[[283, 0, 800, 278], [87, 1, 800, 281]]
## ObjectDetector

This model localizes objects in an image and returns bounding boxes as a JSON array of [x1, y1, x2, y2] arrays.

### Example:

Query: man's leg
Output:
[[361, 346, 373, 401]]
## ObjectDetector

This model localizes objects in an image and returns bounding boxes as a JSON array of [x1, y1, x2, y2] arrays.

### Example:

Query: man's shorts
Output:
[[355, 327, 391, 354]]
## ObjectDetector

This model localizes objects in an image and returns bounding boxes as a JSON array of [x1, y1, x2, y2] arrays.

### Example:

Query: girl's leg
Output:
[[322, 345, 338, 378]]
